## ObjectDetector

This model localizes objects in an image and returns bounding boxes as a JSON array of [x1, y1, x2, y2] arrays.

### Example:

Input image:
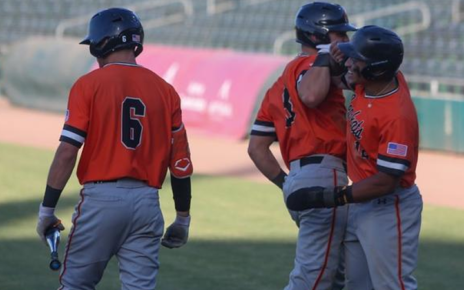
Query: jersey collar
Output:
[[364, 86, 399, 99], [103, 62, 140, 68]]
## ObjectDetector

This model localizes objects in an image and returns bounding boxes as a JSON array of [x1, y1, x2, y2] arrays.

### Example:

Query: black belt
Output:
[[298, 156, 347, 172], [92, 179, 119, 184], [299, 156, 324, 166]]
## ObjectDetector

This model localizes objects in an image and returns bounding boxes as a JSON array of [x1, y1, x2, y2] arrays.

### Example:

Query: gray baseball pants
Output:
[[283, 154, 348, 290], [58, 178, 164, 290]]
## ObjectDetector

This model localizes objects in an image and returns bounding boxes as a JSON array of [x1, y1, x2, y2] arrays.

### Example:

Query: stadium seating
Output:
[[0, 0, 462, 79]]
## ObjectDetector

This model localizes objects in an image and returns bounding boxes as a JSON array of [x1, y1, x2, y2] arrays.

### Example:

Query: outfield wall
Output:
[[1, 37, 463, 153], [0, 37, 287, 140], [413, 98, 464, 153]]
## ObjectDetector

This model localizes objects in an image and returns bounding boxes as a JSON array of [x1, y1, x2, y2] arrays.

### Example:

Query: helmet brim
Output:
[[330, 23, 357, 32], [79, 38, 91, 45], [338, 42, 366, 61]]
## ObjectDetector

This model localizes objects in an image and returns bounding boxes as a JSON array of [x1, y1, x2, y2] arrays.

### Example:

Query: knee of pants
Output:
[[60, 260, 108, 290]]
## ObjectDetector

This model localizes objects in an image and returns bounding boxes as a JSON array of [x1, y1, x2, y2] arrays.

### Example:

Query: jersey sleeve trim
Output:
[[60, 124, 86, 148], [172, 123, 184, 133], [377, 154, 410, 176], [59, 136, 83, 148], [250, 120, 276, 137]]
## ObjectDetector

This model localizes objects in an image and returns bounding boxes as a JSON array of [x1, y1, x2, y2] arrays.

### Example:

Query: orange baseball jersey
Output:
[[347, 71, 418, 187], [60, 63, 193, 188], [250, 54, 347, 168]]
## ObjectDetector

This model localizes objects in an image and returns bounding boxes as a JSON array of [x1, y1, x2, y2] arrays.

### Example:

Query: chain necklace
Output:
[[366, 79, 396, 96], [366, 79, 397, 108]]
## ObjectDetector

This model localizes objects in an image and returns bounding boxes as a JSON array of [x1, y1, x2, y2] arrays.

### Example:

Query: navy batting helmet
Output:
[[338, 25, 404, 81], [295, 2, 356, 48], [80, 8, 144, 58]]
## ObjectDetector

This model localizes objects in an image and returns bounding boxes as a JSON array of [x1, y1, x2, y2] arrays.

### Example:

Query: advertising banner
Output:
[[138, 45, 288, 139]]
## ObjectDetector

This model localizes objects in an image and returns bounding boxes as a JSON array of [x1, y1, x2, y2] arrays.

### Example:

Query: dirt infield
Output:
[[1, 97, 462, 209]]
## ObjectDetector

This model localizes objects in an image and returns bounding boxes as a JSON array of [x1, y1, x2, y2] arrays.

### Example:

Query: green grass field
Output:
[[1, 142, 463, 290]]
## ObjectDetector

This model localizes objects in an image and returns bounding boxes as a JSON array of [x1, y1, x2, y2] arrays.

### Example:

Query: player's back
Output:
[[255, 55, 347, 167], [74, 63, 180, 187]]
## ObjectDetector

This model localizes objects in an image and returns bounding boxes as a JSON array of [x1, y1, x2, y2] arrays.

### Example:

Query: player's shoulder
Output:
[[395, 71, 410, 91], [380, 73, 416, 121], [285, 54, 316, 71], [280, 54, 316, 85], [392, 71, 412, 104], [134, 65, 177, 91]]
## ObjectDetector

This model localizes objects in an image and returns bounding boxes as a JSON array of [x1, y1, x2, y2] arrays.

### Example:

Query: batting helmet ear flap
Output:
[[338, 25, 404, 81], [361, 59, 398, 80]]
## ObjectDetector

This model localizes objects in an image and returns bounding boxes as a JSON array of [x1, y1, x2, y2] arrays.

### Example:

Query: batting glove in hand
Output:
[[161, 215, 190, 249], [286, 186, 354, 211], [37, 204, 65, 245]]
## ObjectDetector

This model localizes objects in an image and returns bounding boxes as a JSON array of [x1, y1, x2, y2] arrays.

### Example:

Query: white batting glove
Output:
[[36, 204, 65, 245], [316, 44, 331, 54], [161, 215, 190, 249]]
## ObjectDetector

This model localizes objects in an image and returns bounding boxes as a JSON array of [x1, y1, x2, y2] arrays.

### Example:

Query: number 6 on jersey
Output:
[[122, 97, 146, 149]]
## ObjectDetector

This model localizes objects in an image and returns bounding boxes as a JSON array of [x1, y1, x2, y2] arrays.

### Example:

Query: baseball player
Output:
[[36, 8, 193, 290], [248, 3, 356, 290], [289, 25, 423, 290]]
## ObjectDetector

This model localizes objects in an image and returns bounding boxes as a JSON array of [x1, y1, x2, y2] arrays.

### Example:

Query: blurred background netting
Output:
[[0, 0, 462, 94], [0, 0, 463, 82]]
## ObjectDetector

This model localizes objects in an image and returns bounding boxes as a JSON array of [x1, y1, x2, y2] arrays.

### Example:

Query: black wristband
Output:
[[270, 170, 287, 189], [334, 186, 354, 206], [312, 53, 331, 67], [345, 186, 354, 202], [42, 185, 63, 208], [171, 175, 191, 212], [329, 57, 347, 76]]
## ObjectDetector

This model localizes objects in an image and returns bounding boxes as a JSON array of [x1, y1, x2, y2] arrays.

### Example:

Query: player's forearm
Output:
[[42, 142, 78, 208], [46, 144, 78, 189], [171, 174, 191, 213], [351, 172, 400, 202], [297, 66, 331, 108], [248, 146, 285, 186], [286, 172, 400, 210], [248, 135, 286, 188]]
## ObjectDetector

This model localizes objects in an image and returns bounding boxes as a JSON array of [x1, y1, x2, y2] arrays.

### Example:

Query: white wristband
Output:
[[174, 215, 191, 227], [39, 204, 55, 217]]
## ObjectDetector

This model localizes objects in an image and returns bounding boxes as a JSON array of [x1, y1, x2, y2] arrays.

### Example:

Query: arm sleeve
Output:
[[59, 79, 90, 148], [169, 88, 193, 178], [170, 174, 191, 212], [169, 88, 192, 212], [377, 118, 416, 176]]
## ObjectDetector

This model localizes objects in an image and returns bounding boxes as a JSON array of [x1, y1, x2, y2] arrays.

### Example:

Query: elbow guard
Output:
[[170, 124, 193, 178]]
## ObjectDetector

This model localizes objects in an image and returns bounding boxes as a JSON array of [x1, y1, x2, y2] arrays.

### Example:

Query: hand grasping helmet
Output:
[[80, 7, 144, 58], [295, 2, 357, 48], [338, 25, 404, 81]]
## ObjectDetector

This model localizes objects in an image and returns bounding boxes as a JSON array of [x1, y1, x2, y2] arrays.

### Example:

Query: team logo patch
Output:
[[65, 109, 69, 122], [175, 158, 191, 172], [387, 142, 408, 157]]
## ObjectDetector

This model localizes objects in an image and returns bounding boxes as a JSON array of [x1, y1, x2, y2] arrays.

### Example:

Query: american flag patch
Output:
[[387, 142, 408, 157], [132, 34, 141, 42]]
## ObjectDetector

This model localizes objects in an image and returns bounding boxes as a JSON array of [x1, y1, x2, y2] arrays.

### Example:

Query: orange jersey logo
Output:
[[60, 63, 192, 188], [347, 72, 419, 187], [251, 55, 347, 168]]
